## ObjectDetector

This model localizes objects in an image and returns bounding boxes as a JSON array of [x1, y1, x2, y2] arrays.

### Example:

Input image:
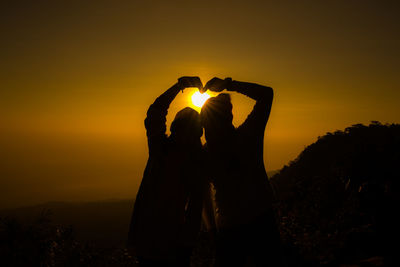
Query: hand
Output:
[[178, 76, 203, 91], [204, 77, 232, 92]]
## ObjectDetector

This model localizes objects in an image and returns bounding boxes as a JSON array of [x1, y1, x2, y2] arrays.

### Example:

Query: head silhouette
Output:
[[170, 107, 203, 146], [200, 93, 234, 142]]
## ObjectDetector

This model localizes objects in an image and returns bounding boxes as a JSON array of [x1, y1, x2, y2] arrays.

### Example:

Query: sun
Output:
[[191, 91, 211, 108]]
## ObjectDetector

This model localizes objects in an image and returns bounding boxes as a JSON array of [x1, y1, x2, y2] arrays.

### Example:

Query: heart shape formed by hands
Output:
[[178, 76, 232, 108], [178, 76, 232, 93]]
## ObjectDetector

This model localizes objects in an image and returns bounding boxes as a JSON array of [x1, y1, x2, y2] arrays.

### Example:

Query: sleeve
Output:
[[144, 83, 181, 156], [144, 99, 169, 157], [237, 93, 273, 138]]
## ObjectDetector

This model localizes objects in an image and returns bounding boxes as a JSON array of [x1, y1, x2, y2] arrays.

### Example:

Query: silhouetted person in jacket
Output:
[[128, 77, 206, 267], [201, 77, 285, 267]]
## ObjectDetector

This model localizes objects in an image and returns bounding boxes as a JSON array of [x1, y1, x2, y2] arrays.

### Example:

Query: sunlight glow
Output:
[[191, 91, 211, 108]]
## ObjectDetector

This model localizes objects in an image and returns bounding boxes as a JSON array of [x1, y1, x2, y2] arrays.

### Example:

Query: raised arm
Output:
[[145, 76, 203, 155], [204, 77, 274, 132], [229, 80, 273, 104]]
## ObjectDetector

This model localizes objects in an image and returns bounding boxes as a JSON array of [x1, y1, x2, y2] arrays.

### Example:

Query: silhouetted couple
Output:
[[128, 77, 285, 267]]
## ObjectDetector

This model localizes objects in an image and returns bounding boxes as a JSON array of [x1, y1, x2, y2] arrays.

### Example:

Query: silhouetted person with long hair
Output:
[[128, 77, 206, 267], [201, 77, 285, 266]]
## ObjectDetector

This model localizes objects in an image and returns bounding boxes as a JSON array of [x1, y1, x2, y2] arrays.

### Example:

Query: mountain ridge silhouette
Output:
[[270, 121, 399, 265]]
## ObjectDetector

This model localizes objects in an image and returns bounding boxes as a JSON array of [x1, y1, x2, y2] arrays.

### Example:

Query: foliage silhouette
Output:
[[271, 122, 399, 266], [0, 210, 136, 266]]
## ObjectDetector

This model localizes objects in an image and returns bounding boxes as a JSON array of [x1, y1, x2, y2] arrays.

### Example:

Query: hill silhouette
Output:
[[271, 121, 399, 266]]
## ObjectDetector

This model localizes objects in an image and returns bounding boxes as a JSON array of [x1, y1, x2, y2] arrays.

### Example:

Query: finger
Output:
[[200, 89, 207, 93], [199, 86, 208, 93], [179, 76, 198, 89], [197, 83, 204, 91], [204, 83, 212, 91], [183, 76, 196, 87], [205, 77, 221, 91], [192, 77, 203, 90], [204, 79, 216, 90], [179, 80, 189, 89], [178, 76, 189, 83], [178, 77, 188, 88], [209, 87, 222, 92]]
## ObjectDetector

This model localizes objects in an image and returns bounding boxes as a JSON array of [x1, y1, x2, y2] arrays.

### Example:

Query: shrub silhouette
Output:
[[271, 122, 399, 266], [0, 210, 136, 267]]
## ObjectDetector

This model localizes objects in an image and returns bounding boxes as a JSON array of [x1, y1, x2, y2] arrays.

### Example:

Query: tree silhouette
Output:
[[271, 122, 399, 266]]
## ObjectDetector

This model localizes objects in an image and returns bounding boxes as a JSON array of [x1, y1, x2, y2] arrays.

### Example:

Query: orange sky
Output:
[[1, 0, 399, 208]]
